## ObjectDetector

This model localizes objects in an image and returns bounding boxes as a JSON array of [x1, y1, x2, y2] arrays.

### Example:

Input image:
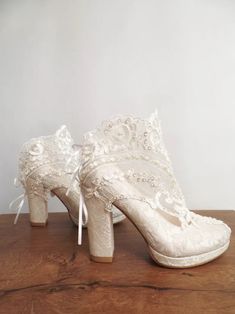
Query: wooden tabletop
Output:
[[0, 211, 234, 314]]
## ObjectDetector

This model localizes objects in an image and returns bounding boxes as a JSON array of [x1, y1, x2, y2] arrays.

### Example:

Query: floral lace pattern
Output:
[[80, 111, 170, 169], [17, 125, 79, 197], [80, 110, 227, 229]]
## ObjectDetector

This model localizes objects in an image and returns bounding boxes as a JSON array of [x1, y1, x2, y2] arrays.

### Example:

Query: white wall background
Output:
[[0, 0, 235, 214]]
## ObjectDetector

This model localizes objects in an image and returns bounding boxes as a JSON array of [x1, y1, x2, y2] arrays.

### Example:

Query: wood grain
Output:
[[0, 210, 234, 314]]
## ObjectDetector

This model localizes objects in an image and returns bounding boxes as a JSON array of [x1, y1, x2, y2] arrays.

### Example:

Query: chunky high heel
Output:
[[84, 195, 114, 262], [26, 178, 48, 226], [10, 126, 125, 233], [79, 110, 231, 268]]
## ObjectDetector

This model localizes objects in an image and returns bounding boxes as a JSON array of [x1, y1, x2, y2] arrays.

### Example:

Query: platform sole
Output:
[[148, 241, 230, 268]]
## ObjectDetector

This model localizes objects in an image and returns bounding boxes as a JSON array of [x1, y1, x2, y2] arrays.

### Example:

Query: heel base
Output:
[[31, 220, 48, 227], [90, 255, 113, 263]]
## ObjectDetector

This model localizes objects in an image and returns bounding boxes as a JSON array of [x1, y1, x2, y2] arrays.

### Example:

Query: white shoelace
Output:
[[9, 194, 26, 224], [9, 178, 26, 224], [65, 163, 88, 245]]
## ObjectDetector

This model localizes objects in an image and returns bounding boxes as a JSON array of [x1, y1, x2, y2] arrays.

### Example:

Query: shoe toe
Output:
[[189, 214, 231, 255], [161, 214, 231, 258]]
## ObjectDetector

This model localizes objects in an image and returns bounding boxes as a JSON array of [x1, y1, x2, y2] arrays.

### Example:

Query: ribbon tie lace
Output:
[[66, 146, 88, 245], [9, 177, 26, 224], [9, 178, 26, 225]]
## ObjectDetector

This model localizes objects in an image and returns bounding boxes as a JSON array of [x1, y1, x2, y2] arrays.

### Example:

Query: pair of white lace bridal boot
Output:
[[11, 111, 231, 268]]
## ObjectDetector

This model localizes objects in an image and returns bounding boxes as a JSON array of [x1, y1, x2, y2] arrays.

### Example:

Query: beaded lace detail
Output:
[[18, 125, 78, 191], [10, 126, 80, 224], [80, 110, 170, 171], [80, 110, 225, 228]]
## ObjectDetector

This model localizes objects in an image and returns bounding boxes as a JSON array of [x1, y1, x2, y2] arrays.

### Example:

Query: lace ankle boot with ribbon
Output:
[[10, 126, 125, 243]]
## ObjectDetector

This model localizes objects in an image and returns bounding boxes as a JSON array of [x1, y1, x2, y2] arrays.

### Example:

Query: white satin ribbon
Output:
[[9, 191, 26, 224], [78, 185, 88, 245], [65, 147, 88, 246]]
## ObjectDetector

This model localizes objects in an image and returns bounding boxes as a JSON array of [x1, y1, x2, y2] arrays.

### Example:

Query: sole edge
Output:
[[148, 241, 230, 268]]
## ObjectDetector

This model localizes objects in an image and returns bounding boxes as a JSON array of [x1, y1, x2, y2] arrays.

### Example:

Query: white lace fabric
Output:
[[80, 110, 231, 258], [18, 125, 78, 190], [10, 126, 80, 224]]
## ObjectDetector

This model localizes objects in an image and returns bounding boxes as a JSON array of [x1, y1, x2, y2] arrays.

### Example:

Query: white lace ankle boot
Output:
[[10, 126, 125, 230], [79, 111, 231, 267]]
